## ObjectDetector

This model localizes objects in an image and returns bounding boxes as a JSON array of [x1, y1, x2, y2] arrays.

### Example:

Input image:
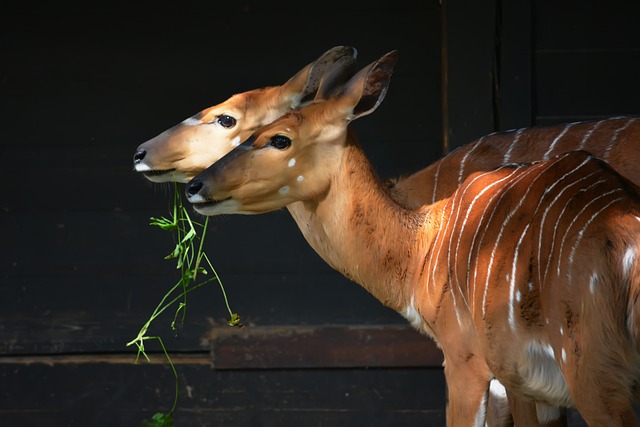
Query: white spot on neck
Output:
[[278, 186, 290, 195], [182, 117, 202, 126], [589, 273, 598, 294], [401, 295, 423, 330], [231, 136, 241, 147], [623, 246, 636, 279], [288, 158, 296, 168], [297, 175, 304, 183]]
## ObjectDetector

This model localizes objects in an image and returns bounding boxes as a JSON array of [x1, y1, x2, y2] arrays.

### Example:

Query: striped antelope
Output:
[[184, 51, 640, 426], [133, 45, 357, 183]]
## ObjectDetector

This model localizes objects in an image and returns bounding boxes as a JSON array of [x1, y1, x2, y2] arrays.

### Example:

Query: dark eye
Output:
[[216, 115, 236, 128], [269, 135, 291, 150]]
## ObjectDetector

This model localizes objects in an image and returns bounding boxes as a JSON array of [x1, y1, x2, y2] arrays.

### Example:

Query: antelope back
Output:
[[389, 116, 640, 207], [133, 46, 358, 183]]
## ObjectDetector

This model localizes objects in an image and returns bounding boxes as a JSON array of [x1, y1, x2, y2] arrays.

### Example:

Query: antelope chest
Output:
[[488, 339, 573, 407]]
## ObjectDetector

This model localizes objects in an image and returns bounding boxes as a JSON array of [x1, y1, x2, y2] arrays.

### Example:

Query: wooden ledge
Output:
[[207, 324, 443, 370]]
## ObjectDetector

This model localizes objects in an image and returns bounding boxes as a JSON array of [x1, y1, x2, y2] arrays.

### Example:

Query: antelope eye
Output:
[[216, 115, 236, 128], [269, 135, 292, 150]]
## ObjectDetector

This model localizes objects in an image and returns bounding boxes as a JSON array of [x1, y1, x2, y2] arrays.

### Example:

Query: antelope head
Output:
[[132, 46, 358, 183], [185, 50, 399, 216]]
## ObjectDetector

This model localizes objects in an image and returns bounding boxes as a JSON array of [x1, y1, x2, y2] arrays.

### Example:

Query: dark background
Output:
[[1, 1, 639, 426]]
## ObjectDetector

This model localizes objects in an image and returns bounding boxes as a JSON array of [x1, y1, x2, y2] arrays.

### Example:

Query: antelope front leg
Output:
[[443, 355, 492, 427], [507, 394, 567, 427], [485, 380, 513, 427]]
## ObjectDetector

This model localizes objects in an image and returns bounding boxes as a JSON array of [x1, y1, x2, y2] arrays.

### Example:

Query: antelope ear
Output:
[[314, 54, 359, 101], [281, 46, 358, 108], [334, 50, 399, 121]]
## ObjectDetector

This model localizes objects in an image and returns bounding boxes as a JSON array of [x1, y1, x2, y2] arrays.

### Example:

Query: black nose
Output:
[[133, 149, 146, 164], [186, 180, 203, 197]]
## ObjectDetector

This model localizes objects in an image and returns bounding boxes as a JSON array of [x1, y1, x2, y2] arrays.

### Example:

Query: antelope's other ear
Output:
[[335, 50, 399, 121], [281, 46, 358, 107], [314, 53, 360, 101]]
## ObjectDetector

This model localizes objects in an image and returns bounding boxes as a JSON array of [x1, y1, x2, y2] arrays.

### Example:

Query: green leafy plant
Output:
[[127, 183, 242, 425]]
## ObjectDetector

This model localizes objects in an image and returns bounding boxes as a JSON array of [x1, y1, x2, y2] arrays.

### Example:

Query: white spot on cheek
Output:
[[297, 175, 304, 183], [231, 136, 241, 147], [182, 117, 202, 126], [288, 158, 296, 168], [279, 186, 290, 195]]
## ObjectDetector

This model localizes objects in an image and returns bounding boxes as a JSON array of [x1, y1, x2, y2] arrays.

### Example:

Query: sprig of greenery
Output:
[[127, 183, 242, 426]]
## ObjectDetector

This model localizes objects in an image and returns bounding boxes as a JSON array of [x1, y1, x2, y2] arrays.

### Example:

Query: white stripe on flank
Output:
[[559, 190, 623, 277], [448, 171, 495, 311], [431, 160, 443, 204], [536, 161, 596, 284], [502, 128, 524, 163], [507, 160, 562, 329], [543, 123, 575, 160], [425, 208, 448, 307], [441, 191, 465, 326], [458, 137, 485, 186], [577, 119, 603, 150], [481, 165, 543, 319], [465, 169, 519, 314], [603, 118, 636, 160], [453, 170, 515, 315]]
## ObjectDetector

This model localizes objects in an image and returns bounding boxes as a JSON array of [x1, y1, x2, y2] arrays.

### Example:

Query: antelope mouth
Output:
[[141, 169, 176, 178], [191, 197, 238, 216], [136, 167, 191, 183]]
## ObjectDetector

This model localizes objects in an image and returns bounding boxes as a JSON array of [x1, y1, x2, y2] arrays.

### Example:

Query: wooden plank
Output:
[[209, 324, 442, 369], [0, 270, 408, 355], [534, 0, 640, 51], [496, 0, 533, 130], [0, 358, 448, 427], [535, 50, 640, 122], [442, 0, 497, 151]]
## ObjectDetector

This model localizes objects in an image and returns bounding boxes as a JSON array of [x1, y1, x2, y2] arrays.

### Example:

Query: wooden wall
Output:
[[1, 0, 639, 425]]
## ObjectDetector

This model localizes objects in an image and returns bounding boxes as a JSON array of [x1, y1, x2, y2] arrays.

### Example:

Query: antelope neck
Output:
[[286, 142, 437, 313]]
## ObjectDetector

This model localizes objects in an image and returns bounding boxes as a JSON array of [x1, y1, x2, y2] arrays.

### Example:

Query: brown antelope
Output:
[[132, 48, 638, 425], [184, 51, 640, 426], [133, 45, 357, 182]]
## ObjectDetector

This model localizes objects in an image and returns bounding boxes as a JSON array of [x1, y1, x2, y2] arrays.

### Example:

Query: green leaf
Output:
[[227, 312, 243, 328], [142, 411, 173, 427], [149, 216, 177, 231]]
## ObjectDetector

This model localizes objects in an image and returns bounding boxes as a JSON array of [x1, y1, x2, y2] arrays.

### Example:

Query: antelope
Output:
[[131, 48, 639, 425], [184, 51, 640, 426], [133, 45, 358, 182]]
